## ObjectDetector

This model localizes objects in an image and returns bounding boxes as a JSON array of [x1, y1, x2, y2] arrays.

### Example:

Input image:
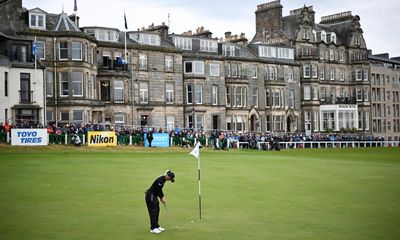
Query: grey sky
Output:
[[23, 0, 400, 57]]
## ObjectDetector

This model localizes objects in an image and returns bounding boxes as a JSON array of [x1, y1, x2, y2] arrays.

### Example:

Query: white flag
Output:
[[189, 141, 201, 159]]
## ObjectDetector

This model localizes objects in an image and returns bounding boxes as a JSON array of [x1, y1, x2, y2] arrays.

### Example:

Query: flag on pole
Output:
[[74, 0, 77, 12], [190, 141, 201, 159], [124, 11, 128, 30]]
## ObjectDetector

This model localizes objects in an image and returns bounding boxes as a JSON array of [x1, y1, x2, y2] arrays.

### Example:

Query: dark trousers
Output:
[[145, 191, 160, 230]]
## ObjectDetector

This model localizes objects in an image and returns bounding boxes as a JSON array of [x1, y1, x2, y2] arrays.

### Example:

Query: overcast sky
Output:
[[23, 0, 400, 57]]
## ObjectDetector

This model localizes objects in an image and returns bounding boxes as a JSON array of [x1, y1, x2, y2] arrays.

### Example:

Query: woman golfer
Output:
[[145, 170, 175, 234]]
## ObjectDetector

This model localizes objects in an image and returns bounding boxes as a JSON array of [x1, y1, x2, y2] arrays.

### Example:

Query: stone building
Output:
[[369, 52, 400, 140], [254, 0, 371, 134], [1, 0, 398, 137]]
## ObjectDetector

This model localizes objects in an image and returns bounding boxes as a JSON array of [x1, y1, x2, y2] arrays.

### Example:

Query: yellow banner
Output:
[[87, 131, 117, 147]]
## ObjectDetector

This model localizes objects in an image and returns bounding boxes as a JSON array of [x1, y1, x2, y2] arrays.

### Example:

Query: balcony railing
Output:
[[102, 59, 128, 71]]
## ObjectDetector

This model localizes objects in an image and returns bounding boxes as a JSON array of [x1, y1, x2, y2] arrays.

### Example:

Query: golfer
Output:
[[145, 170, 175, 234]]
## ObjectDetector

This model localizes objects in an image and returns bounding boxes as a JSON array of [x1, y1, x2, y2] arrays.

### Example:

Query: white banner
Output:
[[11, 129, 48, 146]]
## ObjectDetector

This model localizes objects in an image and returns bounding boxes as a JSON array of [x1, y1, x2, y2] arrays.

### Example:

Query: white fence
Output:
[[255, 141, 400, 150]]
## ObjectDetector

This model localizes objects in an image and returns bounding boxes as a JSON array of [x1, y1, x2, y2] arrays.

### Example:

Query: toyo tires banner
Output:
[[11, 129, 48, 146], [87, 131, 117, 147]]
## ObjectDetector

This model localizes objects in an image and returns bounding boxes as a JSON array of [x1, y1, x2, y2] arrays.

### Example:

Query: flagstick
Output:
[[198, 152, 202, 220]]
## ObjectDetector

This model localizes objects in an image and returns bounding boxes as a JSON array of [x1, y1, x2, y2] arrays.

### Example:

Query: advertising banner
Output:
[[144, 133, 170, 147], [87, 131, 117, 147], [11, 129, 48, 146]]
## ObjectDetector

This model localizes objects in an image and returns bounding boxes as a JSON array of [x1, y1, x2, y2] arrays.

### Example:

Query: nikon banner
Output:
[[87, 131, 117, 147]]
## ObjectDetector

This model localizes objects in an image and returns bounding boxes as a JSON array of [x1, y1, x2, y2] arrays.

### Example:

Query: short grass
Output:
[[0, 145, 399, 240]]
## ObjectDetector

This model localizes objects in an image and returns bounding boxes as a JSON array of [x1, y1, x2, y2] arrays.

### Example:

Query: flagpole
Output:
[[198, 150, 202, 220], [124, 10, 127, 64]]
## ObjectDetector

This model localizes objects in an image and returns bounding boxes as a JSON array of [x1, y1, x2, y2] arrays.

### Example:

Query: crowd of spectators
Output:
[[0, 121, 389, 148]]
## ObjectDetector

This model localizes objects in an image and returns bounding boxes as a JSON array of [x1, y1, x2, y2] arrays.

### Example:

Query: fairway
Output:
[[0, 146, 399, 240]]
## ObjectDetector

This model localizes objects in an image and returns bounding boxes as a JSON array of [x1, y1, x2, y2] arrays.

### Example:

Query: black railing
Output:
[[102, 59, 128, 71]]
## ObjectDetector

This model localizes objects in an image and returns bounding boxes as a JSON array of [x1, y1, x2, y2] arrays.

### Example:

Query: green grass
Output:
[[0, 145, 399, 240]]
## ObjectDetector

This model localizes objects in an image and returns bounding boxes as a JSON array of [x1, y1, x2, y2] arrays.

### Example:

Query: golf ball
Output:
[[190, 220, 194, 224]]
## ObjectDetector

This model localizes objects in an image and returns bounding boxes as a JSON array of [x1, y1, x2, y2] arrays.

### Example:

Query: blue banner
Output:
[[144, 133, 170, 147]]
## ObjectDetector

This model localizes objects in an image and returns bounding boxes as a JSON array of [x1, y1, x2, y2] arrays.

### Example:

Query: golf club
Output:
[[162, 202, 179, 229]]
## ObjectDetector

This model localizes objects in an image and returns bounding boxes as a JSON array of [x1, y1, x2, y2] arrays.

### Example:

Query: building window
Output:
[[363, 69, 369, 81], [102, 50, 110, 67], [195, 114, 204, 130], [46, 72, 53, 97], [200, 39, 218, 52], [71, 42, 82, 60], [313, 86, 318, 100], [187, 84, 193, 104], [321, 31, 326, 42], [195, 84, 203, 104], [29, 13, 46, 29], [60, 72, 69, 96], [210, 63, 220, 76], [259, 46, 276, 58], [312, 64, 318, 78], [226, 86, 231, 107], [114, 80, 124, 102], [284, 66, 293, 81], [265, 89, 271, 108], [223, 45, 235, 56], [320, 68, 325, 80], [252, 87, 258, 108], [339, 51, 344, 62], [187, 115, 193, 129], [356, 88, 363, 101], [319, 48, 325, 60], [330, 68, 335, 81], [88, 74, 95, 99], [139, 82, 148, 104], [46, 110, 53, 122], [139, 54, 147, 70], [277, 48, 294, 60], [134, 33, 160, 46], [71, 72, 83, 97], [313, 110, 319, 131], [329, 50, 334, 61], [364, 88, 369, 101], [304, 85, 311, 100], [273, 90, 280, 107], [184, 61, 204, 74], [174, 37, 192, 50], [340, 69, 345, 81], [266, 65, 277, 80], [165, 56, 173, 71], [73, 110, 84, 125], [356, 69, 363, 81], [166, 83, 174, 104], [4, 72, 8, 97], [60, 111, 69, 123], [36, 41, 45, 59], [303, 65, 310, 78], [251, 64, 257, 79], [113, 115, 124, 126], [59, 42, 68, 60], [212, 85, 218, 105], [331, 33, 336, 44], [101, 80, 110, 101], [166, 115, 175, 132], [288, 89, 294, 108]]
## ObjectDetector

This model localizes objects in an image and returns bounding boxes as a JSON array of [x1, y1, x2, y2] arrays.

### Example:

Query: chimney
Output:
[[225, 31, 232, 38], [255, 0, 283, 36]]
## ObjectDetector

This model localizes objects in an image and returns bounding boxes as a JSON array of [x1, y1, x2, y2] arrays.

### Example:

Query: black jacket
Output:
[[147, 175, 166, 198]]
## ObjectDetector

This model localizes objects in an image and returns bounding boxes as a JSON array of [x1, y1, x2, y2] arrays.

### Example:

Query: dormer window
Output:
[[200, 39, 218, 52], [223, 45, 235, 56], [331, 33, 336, 44], [130, 33, 160, 46], [174, 37, 192, 50], [29, 13, 46, 29], [321, 31, 326, 42]]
